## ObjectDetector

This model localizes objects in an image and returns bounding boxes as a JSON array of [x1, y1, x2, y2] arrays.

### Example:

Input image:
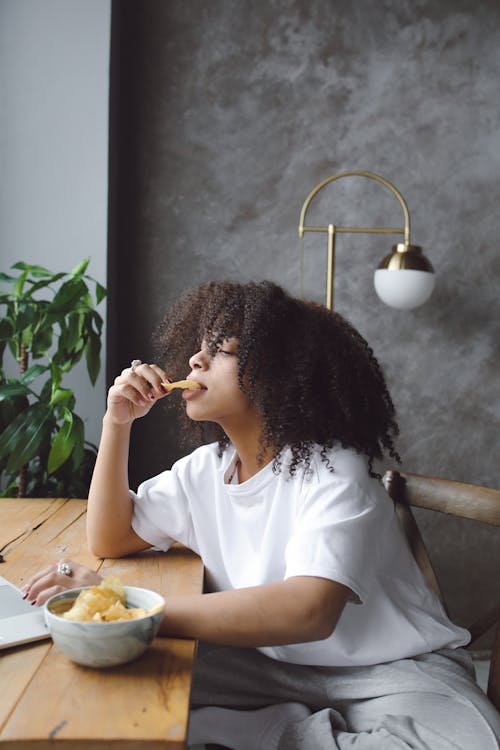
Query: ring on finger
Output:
[[57, 561, 73, 577], [131, 359, 142, 372]]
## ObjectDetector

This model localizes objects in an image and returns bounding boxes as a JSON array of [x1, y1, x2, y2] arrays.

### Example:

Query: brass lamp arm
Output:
[[298, 170, 411, 246]]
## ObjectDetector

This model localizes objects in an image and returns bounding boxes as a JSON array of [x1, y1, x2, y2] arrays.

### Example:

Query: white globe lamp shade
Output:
[[374, 269, 435, 309], [374, 244, 435, 310]]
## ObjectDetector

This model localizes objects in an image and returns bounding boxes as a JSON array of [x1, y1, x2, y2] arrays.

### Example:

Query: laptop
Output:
[[0, 575, 50, 650]]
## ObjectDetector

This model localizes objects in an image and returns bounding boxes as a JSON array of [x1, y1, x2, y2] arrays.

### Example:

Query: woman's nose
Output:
[[189, 348, 208, 370]]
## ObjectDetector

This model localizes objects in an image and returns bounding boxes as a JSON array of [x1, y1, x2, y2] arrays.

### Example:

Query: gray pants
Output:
[[191, 644, 500, 749]]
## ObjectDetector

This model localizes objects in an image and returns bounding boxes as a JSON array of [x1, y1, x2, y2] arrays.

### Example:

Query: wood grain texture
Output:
[[0, 498, 203, 749]]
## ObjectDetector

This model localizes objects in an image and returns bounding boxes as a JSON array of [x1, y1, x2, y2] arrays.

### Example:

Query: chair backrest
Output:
[[383, 469, 500, 712]]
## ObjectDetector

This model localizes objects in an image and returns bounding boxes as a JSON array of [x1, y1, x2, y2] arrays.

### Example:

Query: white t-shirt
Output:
[[130, 442, 469, 667]]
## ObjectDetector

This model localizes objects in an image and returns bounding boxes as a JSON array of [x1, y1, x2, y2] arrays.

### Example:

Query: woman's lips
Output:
[[182, 386, 205, 400]]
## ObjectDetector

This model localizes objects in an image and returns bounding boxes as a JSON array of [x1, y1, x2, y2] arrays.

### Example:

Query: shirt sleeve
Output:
[[130, 459, 196, 552], [284, 475, 389, 604]]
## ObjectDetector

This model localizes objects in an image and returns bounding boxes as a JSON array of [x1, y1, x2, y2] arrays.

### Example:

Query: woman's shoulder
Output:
[[306, 443, 370, 479], [302, 443, 385, 496], [301, 444, 392, 517]]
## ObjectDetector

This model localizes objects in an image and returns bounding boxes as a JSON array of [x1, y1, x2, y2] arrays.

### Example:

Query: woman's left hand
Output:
[[21, 560, 102, 606]]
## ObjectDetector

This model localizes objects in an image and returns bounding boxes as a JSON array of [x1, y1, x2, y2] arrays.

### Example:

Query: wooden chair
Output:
[[383, 469, 500, 712]]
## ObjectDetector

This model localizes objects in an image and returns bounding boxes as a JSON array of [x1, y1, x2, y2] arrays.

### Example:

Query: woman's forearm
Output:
[[86, 363, 168, 558], [159, 577, 350, 647], [86, 416, 148, 558]]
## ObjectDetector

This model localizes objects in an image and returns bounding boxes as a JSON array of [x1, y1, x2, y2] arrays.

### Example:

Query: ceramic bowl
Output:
[[44, 585, 165, 668]]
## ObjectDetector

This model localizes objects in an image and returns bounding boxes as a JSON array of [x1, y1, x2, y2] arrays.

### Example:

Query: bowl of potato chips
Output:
[[44, 576, 165, 668]]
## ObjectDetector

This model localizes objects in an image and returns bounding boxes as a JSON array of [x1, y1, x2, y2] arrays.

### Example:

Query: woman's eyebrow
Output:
[[222, 336, 239, 347]]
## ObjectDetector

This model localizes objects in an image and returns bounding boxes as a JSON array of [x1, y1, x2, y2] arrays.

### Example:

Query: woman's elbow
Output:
[[87, 528, 151, 559], [86, 529, 125, 559], [291, 578, 350, 642], [87, 535, 114, 559], [304, 608, 339, 642]]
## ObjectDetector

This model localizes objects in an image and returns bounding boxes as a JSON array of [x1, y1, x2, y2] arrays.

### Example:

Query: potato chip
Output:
[[161, 379, 201, 394], [62, 576, 150, 622]]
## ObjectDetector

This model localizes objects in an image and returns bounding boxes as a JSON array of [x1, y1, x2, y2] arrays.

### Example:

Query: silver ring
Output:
[[131, 359, 142, 372], [57, 561, 72, 577]]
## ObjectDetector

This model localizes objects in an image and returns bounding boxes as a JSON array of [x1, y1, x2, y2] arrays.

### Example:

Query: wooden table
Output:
[[0, 497, 204, 750]]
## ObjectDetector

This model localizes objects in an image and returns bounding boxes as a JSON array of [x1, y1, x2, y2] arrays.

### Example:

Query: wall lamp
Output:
[[298, 170, 435, 310]]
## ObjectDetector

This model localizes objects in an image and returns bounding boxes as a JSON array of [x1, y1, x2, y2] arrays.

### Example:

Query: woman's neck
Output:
[[235, 446, 274, 483], [222, 419, 275, 482]]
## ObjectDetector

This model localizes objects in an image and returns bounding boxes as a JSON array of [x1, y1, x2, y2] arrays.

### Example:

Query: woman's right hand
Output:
[[22, 560, 103, 607], [106, 361, 170, 425]]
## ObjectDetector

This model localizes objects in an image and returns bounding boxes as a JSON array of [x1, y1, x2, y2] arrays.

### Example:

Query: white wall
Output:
[[0, 0, 111, 447]]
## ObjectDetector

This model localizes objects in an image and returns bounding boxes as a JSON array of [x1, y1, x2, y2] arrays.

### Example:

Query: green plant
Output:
[[0, 259, 106, 498]]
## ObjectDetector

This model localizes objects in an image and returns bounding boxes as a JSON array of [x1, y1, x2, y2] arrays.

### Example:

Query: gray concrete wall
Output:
[[110, 0, 499, 643]]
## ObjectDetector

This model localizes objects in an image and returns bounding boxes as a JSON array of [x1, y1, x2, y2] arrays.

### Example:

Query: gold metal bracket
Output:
[[298, 170, 414, 309]]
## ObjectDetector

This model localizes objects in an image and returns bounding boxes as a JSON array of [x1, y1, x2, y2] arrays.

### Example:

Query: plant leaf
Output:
[[28, 265, 56, 278], [49, 360, 62, 392], [94, 281, 107, 305], [39, 378, 53, 403], [70, 413, 84, 469], [13, 302, 36, 334], [31, 324, 53, 359], [8, 338, 19, 362], [0, 317, 15, 341], [13, 269, 28, 298], [20, 364, 48, 385], [48, 408, 75, 473], [85, 328, 101, 385], [92, 309, 104, 336], [0, 392, 29, 432], [48, 277, 88, 314], [11, 262, 52, 277], [50, 387, 74, 408], [0, 403, 53, 472], [71, 258, 90, 277], [57, 312, 84, 363], [0, 382, 31, 402], [26, 273, 66, 295], [0, 477, 20, 498]]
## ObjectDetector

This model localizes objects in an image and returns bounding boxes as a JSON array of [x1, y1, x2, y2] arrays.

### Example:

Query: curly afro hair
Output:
[[154, 280, 400, 476]]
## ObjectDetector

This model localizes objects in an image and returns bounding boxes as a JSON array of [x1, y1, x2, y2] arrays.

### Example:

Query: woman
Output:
[[24, 281, 500, 749]]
